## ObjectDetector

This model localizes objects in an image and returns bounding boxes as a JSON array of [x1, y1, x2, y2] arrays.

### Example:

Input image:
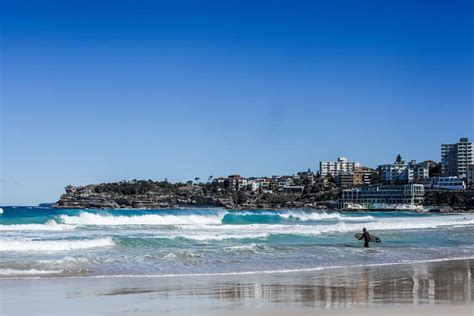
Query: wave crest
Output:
[[0, 238, 114, 252], [279, 210, 373, 222], [0, 220, 76, 231], [60, 212, 224, 226], [56, 210, 374, 227]]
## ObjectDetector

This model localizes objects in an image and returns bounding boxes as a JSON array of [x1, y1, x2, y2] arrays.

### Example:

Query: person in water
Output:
[[359, 227, 370, 248]]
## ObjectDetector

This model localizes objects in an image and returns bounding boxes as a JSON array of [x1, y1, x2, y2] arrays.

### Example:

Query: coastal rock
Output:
[[54, 180, 340, 210], [55, 180, 473, 211]]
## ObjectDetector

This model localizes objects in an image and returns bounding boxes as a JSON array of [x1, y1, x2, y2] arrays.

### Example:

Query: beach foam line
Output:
[[36, 256, 96, 265], [162, 250, 202, 260], [0, 268, 64, 276], [4, 255, 474, 280], [0, 220, 76, 231], [66, 255, 474, 280], [168, 232, 270, 241], [0, 238, 114, 252], [223, 243, 273, 253]]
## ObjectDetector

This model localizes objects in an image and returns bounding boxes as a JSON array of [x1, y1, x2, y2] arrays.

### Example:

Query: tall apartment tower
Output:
[[441, 138, 473, 179], [320, 157, 358, 177]]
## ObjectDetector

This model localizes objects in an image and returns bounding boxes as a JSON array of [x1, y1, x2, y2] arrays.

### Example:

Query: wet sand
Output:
[[1, 259, 472, 315]]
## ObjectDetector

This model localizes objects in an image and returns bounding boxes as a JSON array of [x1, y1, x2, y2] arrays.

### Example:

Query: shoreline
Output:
[[3, 256, 474, 281], [1, 258, 472, 315]]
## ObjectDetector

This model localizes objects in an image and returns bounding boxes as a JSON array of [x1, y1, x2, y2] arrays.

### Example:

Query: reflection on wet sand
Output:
[[90, 259, 474, 310], [205, 260, 472, 308], [1, 259, 472, 315]]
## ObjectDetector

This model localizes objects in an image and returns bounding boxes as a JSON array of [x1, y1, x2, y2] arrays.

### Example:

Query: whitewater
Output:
[[0, 207, 473, 278]]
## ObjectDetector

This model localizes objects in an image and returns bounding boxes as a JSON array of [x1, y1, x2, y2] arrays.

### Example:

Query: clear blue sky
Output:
[[1, 0, 473, 205]]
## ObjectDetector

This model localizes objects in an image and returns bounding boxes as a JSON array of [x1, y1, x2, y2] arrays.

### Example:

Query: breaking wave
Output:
[[59, 212, 225, 226], [0, 220, 76, 231], [0, 238, 114, 252], [278, 210, 373, 222], [57, 210, 372, 227], [162, 216, 474, 240], [166, 232, 270, 241], [1, 206, 474, 279], [222, 210, 373, 224]]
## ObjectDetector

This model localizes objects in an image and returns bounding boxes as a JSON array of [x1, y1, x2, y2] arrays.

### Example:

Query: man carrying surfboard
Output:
[[358, 228, 370, 248], [354, 229, 382, 247]]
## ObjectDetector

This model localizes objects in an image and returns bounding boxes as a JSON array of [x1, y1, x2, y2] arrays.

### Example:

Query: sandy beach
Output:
[[1, 258, 472, 315]]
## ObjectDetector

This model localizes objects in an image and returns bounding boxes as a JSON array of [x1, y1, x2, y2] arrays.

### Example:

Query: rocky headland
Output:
[[54, 179, 474, 211], [54, 179, 340, 210]]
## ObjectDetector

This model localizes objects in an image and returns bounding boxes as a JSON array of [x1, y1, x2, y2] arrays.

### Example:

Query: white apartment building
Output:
[[429, 177, 466, 191], [441, 138, 473, 179], [378, 155, 429, 183], [378, 155, 407, 183], [320, 157, 358, 177]]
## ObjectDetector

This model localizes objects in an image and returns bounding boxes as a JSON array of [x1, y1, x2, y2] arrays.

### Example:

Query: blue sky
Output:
[[1, 0, 473, 205]]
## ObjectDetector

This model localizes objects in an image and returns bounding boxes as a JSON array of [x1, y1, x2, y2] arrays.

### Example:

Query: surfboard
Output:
[[354, 233, 381, 243]]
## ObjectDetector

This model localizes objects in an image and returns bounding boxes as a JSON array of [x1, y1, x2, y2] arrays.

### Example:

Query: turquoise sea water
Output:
[[0, 207, 473, 278]]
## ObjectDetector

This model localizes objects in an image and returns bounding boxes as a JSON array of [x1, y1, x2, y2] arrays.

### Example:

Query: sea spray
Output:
[[58, 210, 373, 226], [0, 220, 76, 231], [59, 211, 225, 226], [0, 238, 114, 252]]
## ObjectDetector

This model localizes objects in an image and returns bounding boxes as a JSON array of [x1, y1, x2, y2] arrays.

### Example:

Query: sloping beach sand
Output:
[[1, 258, 472, 315]]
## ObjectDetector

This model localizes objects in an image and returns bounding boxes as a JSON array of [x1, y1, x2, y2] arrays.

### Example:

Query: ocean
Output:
[[0, 207, 473, 278]]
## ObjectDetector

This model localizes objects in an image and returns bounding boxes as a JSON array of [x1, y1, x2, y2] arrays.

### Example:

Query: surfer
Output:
[[358, 228, 370, 248]]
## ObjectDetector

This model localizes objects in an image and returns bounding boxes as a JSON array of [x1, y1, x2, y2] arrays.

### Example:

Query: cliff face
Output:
[[54, 180, 339, 209]]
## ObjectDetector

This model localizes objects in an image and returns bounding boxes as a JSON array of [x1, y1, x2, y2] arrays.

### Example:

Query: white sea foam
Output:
[[60, 212, 225, 226], [224, 243, 272, 252], [169, 232, 270, 241], [80, 256, 474, 280], [279, 210, 373, 222], [172, 215, 474, 239], [0, 238, 114, 252], [225, 243, 260, 250], [163, 251, 201, 259], [36, 256, 95, 265], [56, 210, 375, 228], [227, 210, 373, 222], [0, 268, 63, 276], [0, 220, 76, 231]]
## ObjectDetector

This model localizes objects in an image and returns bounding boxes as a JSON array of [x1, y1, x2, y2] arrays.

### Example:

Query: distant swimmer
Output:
[[358, 228, 370, 248]]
